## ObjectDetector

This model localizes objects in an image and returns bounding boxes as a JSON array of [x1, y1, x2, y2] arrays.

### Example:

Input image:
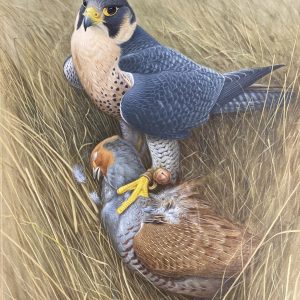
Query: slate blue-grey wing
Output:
[[120, 45, 200, 74], [120, 26, 205, 73], [120, 69, 225, 139], [216, 64, 284, 107], [120, 32, 289, 139], [120, 26, 160, 56], [212, 64, 292, 113], [120, 43, 225, 139]]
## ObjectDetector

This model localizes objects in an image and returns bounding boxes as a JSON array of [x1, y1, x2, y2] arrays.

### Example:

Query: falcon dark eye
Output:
[[82, 0, 87, 7], [103, 6, 119, 17]]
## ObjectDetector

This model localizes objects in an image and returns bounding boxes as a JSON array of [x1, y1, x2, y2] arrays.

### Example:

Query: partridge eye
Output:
[[103, 6, 119, 17], [82, 0, 87, 7]]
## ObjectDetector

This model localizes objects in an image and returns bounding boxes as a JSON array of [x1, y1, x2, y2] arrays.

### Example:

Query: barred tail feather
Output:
[[211, 88, 293, 114], [217, 64, 284, 106]]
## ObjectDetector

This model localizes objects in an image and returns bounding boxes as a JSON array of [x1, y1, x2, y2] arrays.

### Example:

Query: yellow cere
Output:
[[84, 7, 102, 24]]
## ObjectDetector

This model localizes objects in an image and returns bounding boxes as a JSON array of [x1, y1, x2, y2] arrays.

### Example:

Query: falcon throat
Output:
[[71, 20, 133, 118]]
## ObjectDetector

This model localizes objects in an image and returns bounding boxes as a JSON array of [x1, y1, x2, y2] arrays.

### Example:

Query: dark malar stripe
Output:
[[77, 5, 86, 30]]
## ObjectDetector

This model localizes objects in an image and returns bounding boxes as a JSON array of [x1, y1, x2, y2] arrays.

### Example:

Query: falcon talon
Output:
[[141, 170, 153, 182], [153, 168, 171, 185], [116, 175, 150, 214], [90, 137, 261, 298], [65, 0, 291, 189], [141, 170, 158, 191], [64, 2, 291, 296], [148, 182, 158, 191]]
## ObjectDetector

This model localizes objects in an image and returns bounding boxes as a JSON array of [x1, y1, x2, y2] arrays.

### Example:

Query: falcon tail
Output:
[[211, 86, 294, 114]]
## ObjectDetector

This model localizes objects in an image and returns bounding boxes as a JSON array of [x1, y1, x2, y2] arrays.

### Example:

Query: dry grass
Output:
[[1, 0, 300, 299]]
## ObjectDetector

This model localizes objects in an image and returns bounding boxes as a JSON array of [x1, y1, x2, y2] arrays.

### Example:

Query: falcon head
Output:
[[76, 0, 136, 44]]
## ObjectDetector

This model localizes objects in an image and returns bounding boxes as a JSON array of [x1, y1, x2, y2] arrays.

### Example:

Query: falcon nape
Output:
[[64, 0, 292, 214]]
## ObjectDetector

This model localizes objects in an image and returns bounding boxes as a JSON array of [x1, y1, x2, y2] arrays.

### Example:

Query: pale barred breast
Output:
[[88, 65, 132, 118], [71, 26, 132, 118]]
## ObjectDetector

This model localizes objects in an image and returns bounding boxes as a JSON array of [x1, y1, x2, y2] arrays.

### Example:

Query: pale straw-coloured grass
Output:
[[1, 0, 300, 299]]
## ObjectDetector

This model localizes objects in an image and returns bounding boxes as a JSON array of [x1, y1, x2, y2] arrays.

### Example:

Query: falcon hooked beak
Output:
[[83, 7, 103, 31]]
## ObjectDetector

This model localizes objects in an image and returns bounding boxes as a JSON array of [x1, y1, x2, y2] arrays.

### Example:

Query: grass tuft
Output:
[[1, 0, 300, 299]]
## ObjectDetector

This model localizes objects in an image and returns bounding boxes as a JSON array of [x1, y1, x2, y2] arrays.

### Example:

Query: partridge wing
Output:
[[134, 183, 258, 278]]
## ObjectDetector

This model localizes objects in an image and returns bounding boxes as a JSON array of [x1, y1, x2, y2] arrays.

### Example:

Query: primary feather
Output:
[[118, 27, 290, 139]]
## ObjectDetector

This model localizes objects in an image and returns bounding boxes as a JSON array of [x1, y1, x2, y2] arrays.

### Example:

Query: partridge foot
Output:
[[117, 168, 171, 214]]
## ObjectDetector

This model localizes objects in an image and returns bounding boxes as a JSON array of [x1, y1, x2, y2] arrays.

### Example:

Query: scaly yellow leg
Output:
[[116, 175, 150, 214], [116, 168, 171, 215]]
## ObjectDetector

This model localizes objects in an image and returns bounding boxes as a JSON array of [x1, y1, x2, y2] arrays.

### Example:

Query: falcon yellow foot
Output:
[[117, 172, 152, 214], [116, 168, 171, 214]]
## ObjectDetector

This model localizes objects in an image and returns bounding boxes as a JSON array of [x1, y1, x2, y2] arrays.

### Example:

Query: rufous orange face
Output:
[[90, 136, 119, 177]]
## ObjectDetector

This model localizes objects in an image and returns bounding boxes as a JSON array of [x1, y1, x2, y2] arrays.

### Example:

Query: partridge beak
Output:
[[90, 150, 102, 181], [93, 167, 102, 181]]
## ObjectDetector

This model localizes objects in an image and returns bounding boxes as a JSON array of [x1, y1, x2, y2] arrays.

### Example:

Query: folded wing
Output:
[[133, 182, 258, 278]]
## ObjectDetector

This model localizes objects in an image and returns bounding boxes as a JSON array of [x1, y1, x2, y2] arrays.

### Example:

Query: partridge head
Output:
[[67, 0, 291, 220], [91, 136, 260, 298]]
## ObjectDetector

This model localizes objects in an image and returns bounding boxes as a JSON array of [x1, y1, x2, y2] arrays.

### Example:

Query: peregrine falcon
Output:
[[89, 136, 260, 298], [64, 0, 291, 213]]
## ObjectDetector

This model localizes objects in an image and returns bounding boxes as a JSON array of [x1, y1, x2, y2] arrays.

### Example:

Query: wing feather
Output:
[[119, 45, 224, 139], [121, 69, 224, 139], [134, 183, 259, 279]]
